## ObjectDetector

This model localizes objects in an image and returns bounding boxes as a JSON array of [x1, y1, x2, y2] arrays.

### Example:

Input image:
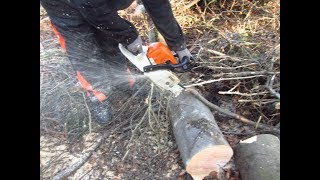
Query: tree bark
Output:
[[234, 134, 280, 180], [168, 91, 233, 180]]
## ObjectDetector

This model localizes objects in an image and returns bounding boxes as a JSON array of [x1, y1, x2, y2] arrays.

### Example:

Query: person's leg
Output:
[[94, 29, 153, 100], [93, 27, 138, 97], [41, 0, 113, 123]]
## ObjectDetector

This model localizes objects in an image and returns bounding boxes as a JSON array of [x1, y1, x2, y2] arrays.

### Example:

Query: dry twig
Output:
[[218, 91, 268, 97], [265, 75, 280, 99], [183, 0, 201, 10], [185, 75, 265, 87], [81, 92, 92, 134], [213, 71, 277, 79]]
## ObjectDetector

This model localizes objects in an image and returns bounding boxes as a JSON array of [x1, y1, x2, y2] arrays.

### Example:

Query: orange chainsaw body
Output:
[[147, 42, 177, 65]]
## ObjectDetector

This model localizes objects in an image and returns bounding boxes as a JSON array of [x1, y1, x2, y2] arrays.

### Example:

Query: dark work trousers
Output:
[[41, 0, 138, 102]]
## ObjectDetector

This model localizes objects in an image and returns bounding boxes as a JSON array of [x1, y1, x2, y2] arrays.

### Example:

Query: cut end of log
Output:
[[186, 145, 233, 180]]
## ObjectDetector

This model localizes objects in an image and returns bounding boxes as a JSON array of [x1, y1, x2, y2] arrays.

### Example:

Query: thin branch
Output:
[[266, 75, 280, 99], [40, 42, 44, 51], [238, 99, 279, 104], [81, 92, 92, 134], [204, 49, 249, 62], [183, 0, 201, 10], [122, 105, 148, 132], [266, 86, 280, 99], [218, 91, 268, 97], [206, 49, 227, 56], [186, 88, 280, 134], [206, 63, 257, 70], [148, 83, 155, 132], [213, 71, 278, 79], [122, 109, 148, 161], [244, 2, 258, 20], [255, 116, 262, 129], [40, 73, 44, 91], [229, 0, 236, 10], [185, 75, 265, 87], [196, 46, 204, 60], [227, 82, 241, 92], [189, 34, 202, 52], [270, 74, 276, 85], [111, 81, 149, 123]]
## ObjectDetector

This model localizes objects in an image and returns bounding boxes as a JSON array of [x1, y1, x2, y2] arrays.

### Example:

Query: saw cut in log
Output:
[[234, 134, 280, 180], [168, 91, 233, 180]]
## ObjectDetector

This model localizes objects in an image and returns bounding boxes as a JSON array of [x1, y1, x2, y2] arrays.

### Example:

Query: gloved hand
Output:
[[127, 36, 143, 54], [175, 48, 192, 62]]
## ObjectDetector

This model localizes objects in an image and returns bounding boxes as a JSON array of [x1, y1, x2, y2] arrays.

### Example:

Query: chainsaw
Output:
[[119, 42, 193, 96]]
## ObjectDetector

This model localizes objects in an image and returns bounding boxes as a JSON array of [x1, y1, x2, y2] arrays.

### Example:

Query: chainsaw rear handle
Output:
[[143, 56, 193, 72]]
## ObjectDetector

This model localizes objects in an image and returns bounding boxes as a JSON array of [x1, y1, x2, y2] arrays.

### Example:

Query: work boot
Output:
[[86, 92, 113, 124]]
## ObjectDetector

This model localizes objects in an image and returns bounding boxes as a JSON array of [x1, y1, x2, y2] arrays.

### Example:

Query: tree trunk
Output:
[[168, 91, 233, 180], [234, 134, 280, 180]]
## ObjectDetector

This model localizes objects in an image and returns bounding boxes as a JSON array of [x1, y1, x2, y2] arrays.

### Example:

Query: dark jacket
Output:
[[54, 0, 186, 51]]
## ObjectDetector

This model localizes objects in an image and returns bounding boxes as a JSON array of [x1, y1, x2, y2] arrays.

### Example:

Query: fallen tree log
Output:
[[168, 91, 233, 180], [234, 134, 280, 180]]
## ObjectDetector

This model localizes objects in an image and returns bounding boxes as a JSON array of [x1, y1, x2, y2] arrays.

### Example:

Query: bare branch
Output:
[[266, 86, 280, 99], [81, 92, 92, 134], [244, 1, 258, 20], [122, 109, 148, 161], [186, 88, 280, 134], [227, 82, 241, 92], [148, 83, 155, 132], [218, 91, 268, 97], [266, 75, 280, 99], [206, 63, 257, 70], [213, 71, 278, 79], [183, 0, 201, 10], [238, 99, 279, 104], [185, 75, 265, 87], [205, 49, 227, 56], [204, 49, 253, 62]]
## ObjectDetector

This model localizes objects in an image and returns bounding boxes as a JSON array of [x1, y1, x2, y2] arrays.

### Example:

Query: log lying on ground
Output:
[[234, 134, 280, 180], [168, 91, 233, 180]]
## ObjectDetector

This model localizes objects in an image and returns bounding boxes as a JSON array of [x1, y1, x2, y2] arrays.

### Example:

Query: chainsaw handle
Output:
[[143, 64, 174, 72], [172, 56, 194, 73], [171, 56, 190, 68], [143, 56, 192, 72]]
